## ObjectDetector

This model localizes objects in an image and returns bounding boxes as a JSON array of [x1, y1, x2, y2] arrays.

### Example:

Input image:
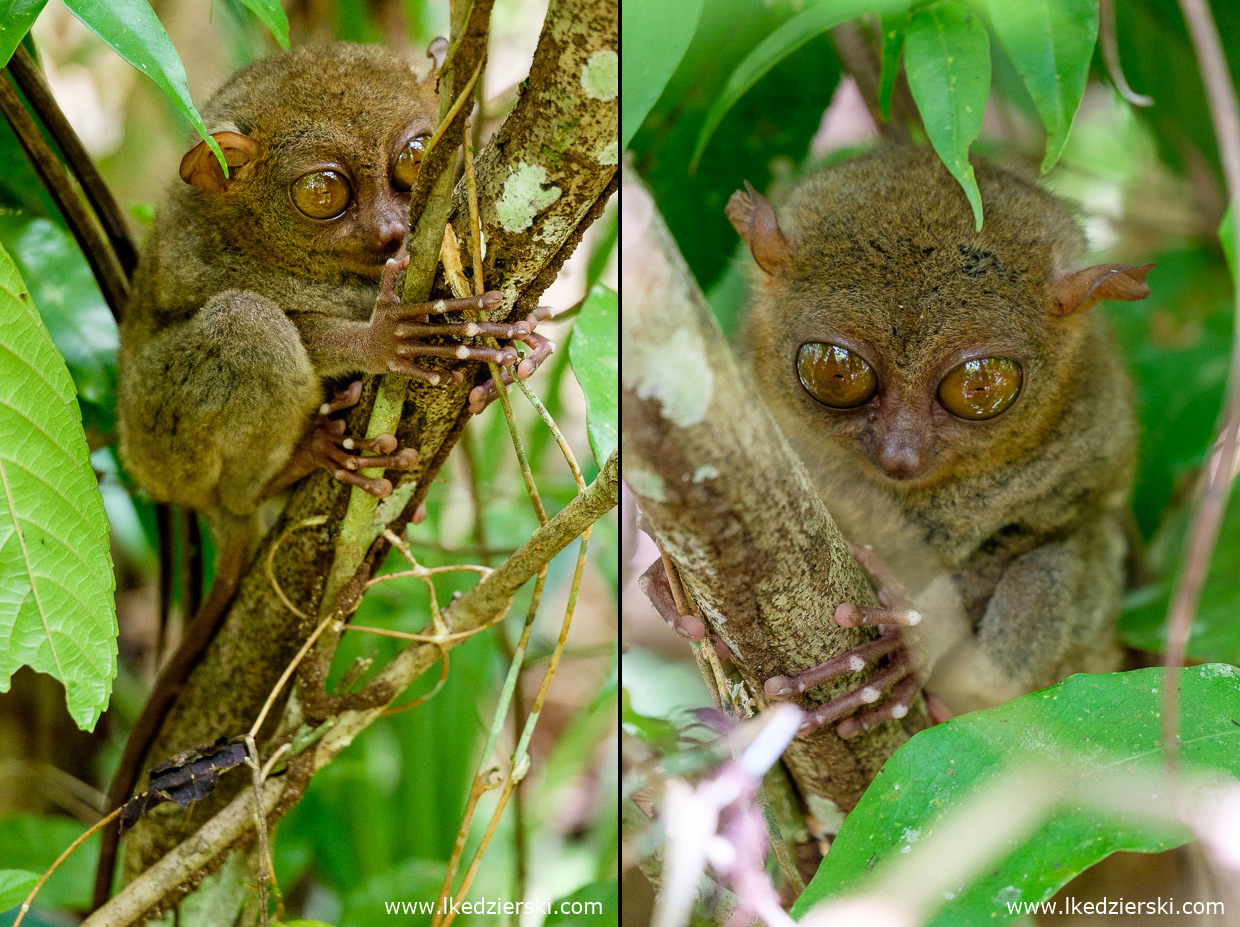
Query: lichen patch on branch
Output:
[[497, 163, 562, 232], [624, 326, 714, 427], [580, 50, 617, 101], [626, 468, 667, 503]]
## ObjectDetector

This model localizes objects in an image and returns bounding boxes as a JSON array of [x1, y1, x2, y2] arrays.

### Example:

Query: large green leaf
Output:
[[0, 815, 98, 909], [623, 0, 704, 148], [877, 7, 911, 122], [904, 0, 990, 229], [982, 0, 1097, 172], [0, 212, 118, 441], [794, 666, 1240, 925], [61, 0, 225, 169], [0, 0, 49, 67], [238, 0, 290, 49], [692, 0, 908, 167], [0, 240, 115, 730], [568, 284, 618, 469], [0, 868, 38, 912]]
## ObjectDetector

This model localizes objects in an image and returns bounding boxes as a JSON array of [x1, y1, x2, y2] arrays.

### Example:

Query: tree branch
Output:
[[621, 162, 927, 816], [87, 451, 616, 923]]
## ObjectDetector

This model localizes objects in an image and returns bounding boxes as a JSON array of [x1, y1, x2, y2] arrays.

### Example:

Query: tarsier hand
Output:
[[765, 542, 949, 739], [367, 254, 556, 413]]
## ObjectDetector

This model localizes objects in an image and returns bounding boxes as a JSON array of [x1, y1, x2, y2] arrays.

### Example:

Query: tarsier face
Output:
[[176, 43, 439, 280], [776, 299, 1042, 484], [727, 149, 1153, 488], [278, 126, 433, 277]]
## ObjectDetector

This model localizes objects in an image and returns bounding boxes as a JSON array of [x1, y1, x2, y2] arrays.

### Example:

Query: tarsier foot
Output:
[[637, 558, 731, 662], [374, 254, 546, 394], [274, 380, 419, 499], [765, 541, 924, 740], [638, 558, 708, 641]]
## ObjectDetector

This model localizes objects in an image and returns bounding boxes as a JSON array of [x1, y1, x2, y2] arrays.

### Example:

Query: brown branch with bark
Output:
[[621, 162, 926, 821], [108, 0, 616, 911]]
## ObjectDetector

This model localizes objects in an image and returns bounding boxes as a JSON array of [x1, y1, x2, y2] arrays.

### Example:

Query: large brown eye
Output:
[[392, 135, 429, 191], [938, 358, 1022, 420], [796, 343, 878, 409], [290, 170, 351, 219]]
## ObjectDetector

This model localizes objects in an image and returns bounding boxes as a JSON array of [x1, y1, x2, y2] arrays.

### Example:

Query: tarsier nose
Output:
[[374, 221, 405, 255], [875, 433, 923, 480]]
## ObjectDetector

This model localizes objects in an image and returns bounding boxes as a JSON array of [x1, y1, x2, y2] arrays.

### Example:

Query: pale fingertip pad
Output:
[[319, 403, 331, 415], [891, 704, 909, 719], [343, 438, 355, 450], [848, 655, 865, 672], [455, 346, 470, 359], [765, 676, 794, 699], [859, 686, 881, 704], [906, 610, 923, 626]]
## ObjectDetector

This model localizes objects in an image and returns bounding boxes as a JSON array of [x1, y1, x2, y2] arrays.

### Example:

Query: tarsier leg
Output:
[[267, 380, 419, 499], [765, 541, 925, 739]]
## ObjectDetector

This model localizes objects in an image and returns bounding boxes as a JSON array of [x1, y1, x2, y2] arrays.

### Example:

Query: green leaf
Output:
[[904, 0, 990, 230], [0, 212, 118, 440], [0, 868, 38, 911], [878, 8, 910, 122], [61, 0, 226, 172], [692, 0, 909, 167], [0, 0, 49, 67], [1101, 250, 1230, 537], [238, 0, 290, 49], [545, 879, 619, 923], [793, 666, 1240, 925], [569, 284, 618, 469], [0, 816, 99, 909], [632, 0, 840, 293], [0, 240, 116, 730], [1120, 491, 1240, 664], [623, 0, 705, 148], [982, 0, 1097, 172]]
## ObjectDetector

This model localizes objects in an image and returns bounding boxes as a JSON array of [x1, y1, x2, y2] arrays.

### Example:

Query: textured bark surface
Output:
[[621, 164, 927, 811], [119, 0, 616, 888]]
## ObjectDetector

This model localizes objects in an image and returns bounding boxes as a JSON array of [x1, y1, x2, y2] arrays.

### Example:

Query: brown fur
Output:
[[738, 147, 1141, 713], [117, 43, 437, 530]]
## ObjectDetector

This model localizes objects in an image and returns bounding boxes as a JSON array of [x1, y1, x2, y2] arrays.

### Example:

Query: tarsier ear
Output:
[[423, 37, 448, 83], [725, 181, 791, 274], [1053, 262, 1154, 316], [178, 130, 260, 194]]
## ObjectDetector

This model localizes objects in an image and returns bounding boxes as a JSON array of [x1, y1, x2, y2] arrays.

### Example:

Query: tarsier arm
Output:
[[930, 522, 1127, 711]]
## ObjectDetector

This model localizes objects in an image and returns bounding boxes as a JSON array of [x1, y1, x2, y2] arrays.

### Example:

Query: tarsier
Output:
[[101, 42, 549, 897], [691, 147, 1152, 737]]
